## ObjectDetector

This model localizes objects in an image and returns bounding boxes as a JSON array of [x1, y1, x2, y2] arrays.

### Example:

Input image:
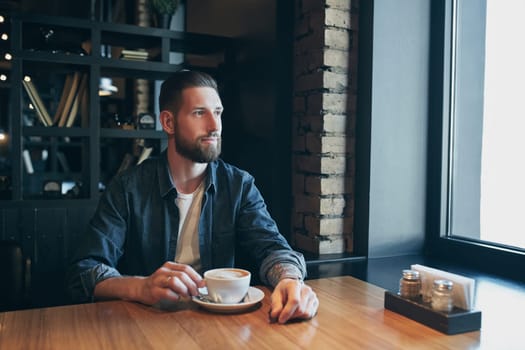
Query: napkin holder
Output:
[[384, 291, 482, 335]]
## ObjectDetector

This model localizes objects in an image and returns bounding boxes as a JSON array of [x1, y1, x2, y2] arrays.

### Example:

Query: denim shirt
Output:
[[66, 151, 306, 303]]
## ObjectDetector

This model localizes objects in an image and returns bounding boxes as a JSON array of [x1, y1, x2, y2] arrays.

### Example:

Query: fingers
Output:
[[155, 262, 204, 297], [164, 270, 200, 296], [300, 291, 319, 320], [270, 280, 319, 324], [305, 292, 319, 318], [163, 261, 204, 285], [277, 284, 302, 324], [278, 286, 305, 324], [269, 289, 285, 322]]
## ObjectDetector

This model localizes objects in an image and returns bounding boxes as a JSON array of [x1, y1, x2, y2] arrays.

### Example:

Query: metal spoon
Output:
[[196, 291, 249, 304]]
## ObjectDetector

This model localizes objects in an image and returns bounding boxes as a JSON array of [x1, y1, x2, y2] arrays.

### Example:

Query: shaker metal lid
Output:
[[402, 269, 420, 280], [433, 279, 454, 290]]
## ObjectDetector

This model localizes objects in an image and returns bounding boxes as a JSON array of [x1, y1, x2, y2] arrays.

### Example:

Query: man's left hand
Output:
[[269, 278, 318, 324]]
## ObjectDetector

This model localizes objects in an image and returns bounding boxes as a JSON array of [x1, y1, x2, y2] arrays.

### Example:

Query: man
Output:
[[67, 70, 318, 323]]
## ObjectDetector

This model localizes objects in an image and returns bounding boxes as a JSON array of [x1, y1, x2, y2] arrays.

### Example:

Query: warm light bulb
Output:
[[23, 75, 31, 82], [4, 53, 12, 60], [1, 33, 7, 40], [98, 77, 118, 96], [0, 15, 4, 23], [0, 74, 6, 81], [99, 90, 112, 96]]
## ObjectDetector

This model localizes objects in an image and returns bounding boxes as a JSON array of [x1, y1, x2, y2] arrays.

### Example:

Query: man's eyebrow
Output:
[[190, 105, 223, 112]]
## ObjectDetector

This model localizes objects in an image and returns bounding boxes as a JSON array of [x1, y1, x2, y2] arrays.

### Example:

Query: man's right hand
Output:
[[94, 262, 205, 305]]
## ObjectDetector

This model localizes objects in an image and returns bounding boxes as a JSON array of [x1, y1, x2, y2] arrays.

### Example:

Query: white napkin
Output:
[[410, 264, 475, 310]]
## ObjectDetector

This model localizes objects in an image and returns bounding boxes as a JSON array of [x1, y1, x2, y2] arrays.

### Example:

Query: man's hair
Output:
[[159, 70, 218, 114]]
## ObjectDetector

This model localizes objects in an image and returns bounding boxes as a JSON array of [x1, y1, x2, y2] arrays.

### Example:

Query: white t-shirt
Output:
[[174, 181, 204, 272]]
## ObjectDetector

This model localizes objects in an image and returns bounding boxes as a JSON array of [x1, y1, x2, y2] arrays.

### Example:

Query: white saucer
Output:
[[192, 286, 264, 313]]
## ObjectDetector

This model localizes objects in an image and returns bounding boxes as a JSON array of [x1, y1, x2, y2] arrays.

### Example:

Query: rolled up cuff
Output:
[[265, 263, 304, 287], [79, 263, 121, 302], [259, 249, 306, 287]]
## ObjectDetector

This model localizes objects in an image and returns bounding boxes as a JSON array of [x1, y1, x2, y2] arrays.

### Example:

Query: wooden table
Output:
[[0, 276, 517, 349]]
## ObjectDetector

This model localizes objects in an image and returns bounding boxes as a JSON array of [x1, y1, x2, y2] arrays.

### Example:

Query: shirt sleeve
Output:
[[66, 176, 128, 303], [77, 263, 122, 302], [259, 250, 306, 287], [234, 171, 307, 286]]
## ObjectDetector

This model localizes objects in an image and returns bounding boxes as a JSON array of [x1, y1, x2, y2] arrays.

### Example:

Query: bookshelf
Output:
[[0, 11, 235, 308], [2, 12, 234, 202]]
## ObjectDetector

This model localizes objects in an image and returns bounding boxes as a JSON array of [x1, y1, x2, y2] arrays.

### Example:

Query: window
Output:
[[429, 0, 525, 279], [479, 0, 525, 248]]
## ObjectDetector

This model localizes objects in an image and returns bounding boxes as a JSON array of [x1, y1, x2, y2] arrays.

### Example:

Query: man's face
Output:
[[173, 87, 223, 163]]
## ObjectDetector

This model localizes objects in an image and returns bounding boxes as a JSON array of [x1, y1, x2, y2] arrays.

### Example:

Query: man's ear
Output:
[[159, 110, 175, 134]]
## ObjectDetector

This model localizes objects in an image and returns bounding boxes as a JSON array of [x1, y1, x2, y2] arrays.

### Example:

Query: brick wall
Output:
[[291, 0, 358, 255]]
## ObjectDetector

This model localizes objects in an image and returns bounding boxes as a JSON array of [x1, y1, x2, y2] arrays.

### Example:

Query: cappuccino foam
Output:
[[209, 270, 246, 279]]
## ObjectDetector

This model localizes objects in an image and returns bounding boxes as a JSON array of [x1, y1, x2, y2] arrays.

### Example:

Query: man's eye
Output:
[[194, 110, 205, 116]]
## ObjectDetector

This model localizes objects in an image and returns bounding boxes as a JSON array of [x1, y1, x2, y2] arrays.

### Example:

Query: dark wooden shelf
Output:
[[0, 198, 98, 208], [12, 12, 234, 56], [100, 128, 165, 139], [22, 127, 165, 139], [100, 59, 184, 79], [12, 12, 94, 29], [17, 51, 92, 67], [23, 126, 90, 137], [304, 252, 366, 265]]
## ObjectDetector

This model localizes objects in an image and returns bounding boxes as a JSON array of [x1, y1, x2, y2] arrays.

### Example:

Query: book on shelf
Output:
[[56, 151, 71, 173], [52, 74, 73, 125], [114, 146, 153, 179], [80, 77, 90, 128], [65, 73, 88, 127], [58, 72, 82, 127], [120, 49, 149, 61], [22, 73, 88, 128], [22, 149, 34, 174], [22, 78, 53, 127], [136, 147, 153, 165]]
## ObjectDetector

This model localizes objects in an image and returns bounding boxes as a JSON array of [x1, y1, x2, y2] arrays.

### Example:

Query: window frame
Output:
[[426, 0, 525, 281]]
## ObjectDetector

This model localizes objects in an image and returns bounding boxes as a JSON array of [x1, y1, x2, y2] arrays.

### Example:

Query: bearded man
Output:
[[66, 70, 318, 324]]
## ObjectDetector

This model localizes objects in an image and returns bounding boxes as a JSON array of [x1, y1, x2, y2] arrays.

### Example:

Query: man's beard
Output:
[[174, 130, 222, 163]]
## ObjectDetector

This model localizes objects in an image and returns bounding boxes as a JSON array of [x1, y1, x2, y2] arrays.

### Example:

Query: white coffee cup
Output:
[[204, 268, 251, 304]]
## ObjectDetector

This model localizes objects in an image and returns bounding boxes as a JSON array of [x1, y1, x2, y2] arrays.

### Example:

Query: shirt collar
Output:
[[158, 150, 218, 198], [158, 151, 175, 198]]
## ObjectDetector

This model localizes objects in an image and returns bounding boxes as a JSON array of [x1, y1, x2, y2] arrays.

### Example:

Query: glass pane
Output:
[[449, 0, 525, 250], [480, 0, 525, 248]]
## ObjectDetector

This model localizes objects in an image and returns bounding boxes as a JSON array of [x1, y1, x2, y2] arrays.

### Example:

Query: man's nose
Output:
[[206, 112, 221, 131]]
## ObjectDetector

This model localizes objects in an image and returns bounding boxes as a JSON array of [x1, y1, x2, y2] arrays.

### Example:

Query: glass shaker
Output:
[[431, 279, 454, 312], [398, 269, 421, 300]]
